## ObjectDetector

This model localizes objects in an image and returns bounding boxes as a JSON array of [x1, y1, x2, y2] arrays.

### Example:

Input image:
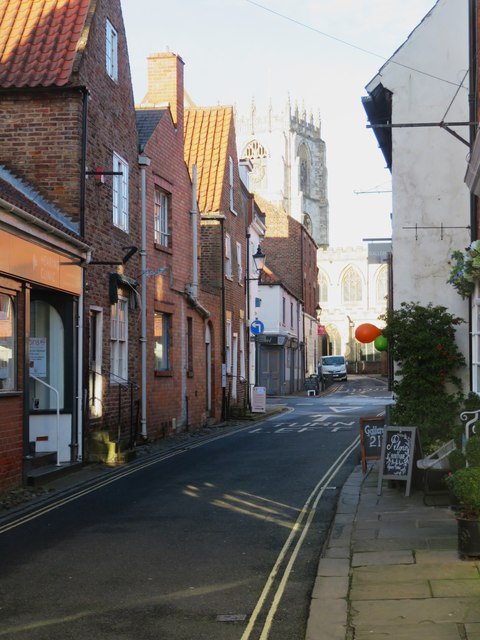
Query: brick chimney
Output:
[[141, 52, 184, 131]]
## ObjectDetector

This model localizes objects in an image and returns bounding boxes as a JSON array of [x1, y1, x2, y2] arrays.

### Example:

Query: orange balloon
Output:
[[355, 323, 382, 344]]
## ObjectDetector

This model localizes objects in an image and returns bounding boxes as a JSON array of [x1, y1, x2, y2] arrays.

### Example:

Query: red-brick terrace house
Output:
[[0, 169, 88, 490], [136, 53, 209, 437], [184, 104, 249, 419], [0, 0, 142, 476]]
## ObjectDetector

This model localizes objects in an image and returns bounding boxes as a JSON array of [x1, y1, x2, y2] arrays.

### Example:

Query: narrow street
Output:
[[0, 376, 391, 640]]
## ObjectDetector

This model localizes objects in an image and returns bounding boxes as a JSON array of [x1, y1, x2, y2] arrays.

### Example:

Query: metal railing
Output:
[[89, 368, 140, 449]]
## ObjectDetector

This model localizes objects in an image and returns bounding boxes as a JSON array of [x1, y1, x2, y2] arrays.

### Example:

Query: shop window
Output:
[[0, 293, 15, 392]]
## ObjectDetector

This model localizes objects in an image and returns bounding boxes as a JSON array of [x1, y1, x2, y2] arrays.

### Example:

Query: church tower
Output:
[[236, 99, 329, 247]]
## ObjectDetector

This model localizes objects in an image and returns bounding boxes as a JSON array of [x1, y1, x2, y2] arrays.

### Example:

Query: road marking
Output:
[[240, 436, 360, 640], [330, 406, 362, 413]]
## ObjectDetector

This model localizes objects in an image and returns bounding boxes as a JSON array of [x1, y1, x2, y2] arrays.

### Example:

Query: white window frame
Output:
[[110, 297, 128, 382], [106, 19, 118, 81], [226, 319, 232, 374], [239, 321, 245, 380], [154, 312, 170, 371], [154, 188, 169, 247], [236, 241, 242, 284], [113, 152, 129, 231], [225, 233, 232, 279], [229, 156, 237, 215]]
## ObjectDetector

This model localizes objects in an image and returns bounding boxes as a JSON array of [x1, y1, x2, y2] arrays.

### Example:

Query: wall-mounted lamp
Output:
[[316, 304, 322, 321], [252, 245, 266, 274]]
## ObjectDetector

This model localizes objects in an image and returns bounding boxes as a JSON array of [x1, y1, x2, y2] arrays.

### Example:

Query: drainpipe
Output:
[[191, 165, 199, 298], [139, 154, 151, 439], [469, 0, 477, 392]]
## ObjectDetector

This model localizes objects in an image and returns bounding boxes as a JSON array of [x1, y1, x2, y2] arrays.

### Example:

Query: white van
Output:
[[321, 355, 348, 381]]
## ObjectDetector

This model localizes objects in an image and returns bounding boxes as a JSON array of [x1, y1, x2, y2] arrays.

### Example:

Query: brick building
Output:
[[184, 105, 249, 418], [136, 53, 209, 437], [0, 0, 142, 482]]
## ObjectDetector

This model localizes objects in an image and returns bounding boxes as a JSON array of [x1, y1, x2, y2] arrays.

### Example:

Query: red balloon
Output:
[[355, 323, 382, 344]]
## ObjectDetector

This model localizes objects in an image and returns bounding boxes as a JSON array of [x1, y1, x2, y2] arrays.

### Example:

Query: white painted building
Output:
[[363, 0, 470, 391], [256, 279, 304, 395]]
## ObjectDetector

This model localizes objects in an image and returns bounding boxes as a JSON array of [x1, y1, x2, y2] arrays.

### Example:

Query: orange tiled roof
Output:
[[0, 0, 91, 87], [184, 106, 233, 214]]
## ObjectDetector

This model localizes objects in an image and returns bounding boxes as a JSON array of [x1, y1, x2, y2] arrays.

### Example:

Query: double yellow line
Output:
[[241, 436, 359, 640]]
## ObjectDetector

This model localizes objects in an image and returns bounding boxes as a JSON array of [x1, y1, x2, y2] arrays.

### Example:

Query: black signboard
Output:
[[377, 426, 417, 497], [359, 416, 385, 473]]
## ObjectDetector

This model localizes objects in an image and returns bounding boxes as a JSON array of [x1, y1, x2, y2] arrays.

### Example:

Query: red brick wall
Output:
[[139, 54, 209, 437], [0, 278, 25, 490], [0, 92, 83, 222]]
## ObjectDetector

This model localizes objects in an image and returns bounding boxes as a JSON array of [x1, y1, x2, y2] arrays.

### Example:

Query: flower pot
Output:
[[457, 517, 480, 559]]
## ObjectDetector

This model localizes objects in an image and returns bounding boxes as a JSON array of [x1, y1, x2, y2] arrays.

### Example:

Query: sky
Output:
[[122, 0, 437, 246]]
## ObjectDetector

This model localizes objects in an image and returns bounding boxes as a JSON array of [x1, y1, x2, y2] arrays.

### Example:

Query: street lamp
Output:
[[251, 244, 266, 275]]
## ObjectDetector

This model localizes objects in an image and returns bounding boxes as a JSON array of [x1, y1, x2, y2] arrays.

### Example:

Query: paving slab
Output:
[[351, 596, 480, 626], [316, 557, 350, 577], [430, 578, 480, 597], [350, 579, 431, 600], [352, 622, 464, 639], [352, 550, 414, 567], [352, 563, 480, 584], [311, 576, 349, 599]]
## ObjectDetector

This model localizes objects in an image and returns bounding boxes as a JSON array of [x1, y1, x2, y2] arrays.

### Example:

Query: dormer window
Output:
[[106, 19, 118, 81]]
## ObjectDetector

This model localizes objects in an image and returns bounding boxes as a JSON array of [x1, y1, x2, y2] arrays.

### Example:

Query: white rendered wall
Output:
[[365, 0, 470, 389]]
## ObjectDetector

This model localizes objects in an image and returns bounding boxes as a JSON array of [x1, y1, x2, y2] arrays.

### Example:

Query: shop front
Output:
[[0, 225, 86, 489]]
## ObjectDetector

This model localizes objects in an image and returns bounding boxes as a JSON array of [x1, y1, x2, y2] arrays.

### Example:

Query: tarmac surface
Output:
[[306, 462, 480, 640], [2, 399, 480, 639]]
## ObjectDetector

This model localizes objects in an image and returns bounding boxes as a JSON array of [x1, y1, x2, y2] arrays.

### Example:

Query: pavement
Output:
[[306, 462, 480, 640]]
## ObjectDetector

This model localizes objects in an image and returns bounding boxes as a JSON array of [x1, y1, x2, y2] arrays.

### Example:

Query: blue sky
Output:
[[122, 0, 437, 245]]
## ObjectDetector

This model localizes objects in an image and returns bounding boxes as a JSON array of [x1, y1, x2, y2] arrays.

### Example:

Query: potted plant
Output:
[[446, 436, 480, 558]]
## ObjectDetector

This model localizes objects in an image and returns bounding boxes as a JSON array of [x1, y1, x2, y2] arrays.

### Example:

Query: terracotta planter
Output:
[[457, 517, 480, 559]]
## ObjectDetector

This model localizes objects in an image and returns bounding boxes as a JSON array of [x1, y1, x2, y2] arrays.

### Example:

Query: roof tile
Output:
[[0, 0, 91, 88]]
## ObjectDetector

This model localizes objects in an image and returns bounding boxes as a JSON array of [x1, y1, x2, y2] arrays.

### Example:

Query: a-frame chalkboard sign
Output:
[[377, 426, 418, 497], [359, 416, 385, 473]]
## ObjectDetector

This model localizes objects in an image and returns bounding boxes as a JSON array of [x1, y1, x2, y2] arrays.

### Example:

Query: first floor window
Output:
[[154, 312, 170, 371], [225, 233, 232, 278], [113, 152, 129, 231], [0, 293, 15, 391], [106, 19, 118, 80], [154, 187, 170, 247], [111, 297, 128, 381]]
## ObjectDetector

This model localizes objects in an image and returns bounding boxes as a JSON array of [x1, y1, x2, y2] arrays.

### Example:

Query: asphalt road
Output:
[[0, 376, 391, 640]]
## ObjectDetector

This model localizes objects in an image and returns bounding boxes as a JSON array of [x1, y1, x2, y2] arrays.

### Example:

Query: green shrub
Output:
[[466, 435, 480, 467], [381, 302, 466, 450], [448, 448, 466, 472], [446, 467, 480, 519]]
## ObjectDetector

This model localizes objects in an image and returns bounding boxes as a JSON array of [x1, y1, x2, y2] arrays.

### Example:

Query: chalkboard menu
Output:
[[359, 416, 385, 473], [377, 426, 417, 497]]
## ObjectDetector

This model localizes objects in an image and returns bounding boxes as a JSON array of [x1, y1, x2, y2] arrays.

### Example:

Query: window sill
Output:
[[154, 243, 172, 255], [155, 370, 173, 377]]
